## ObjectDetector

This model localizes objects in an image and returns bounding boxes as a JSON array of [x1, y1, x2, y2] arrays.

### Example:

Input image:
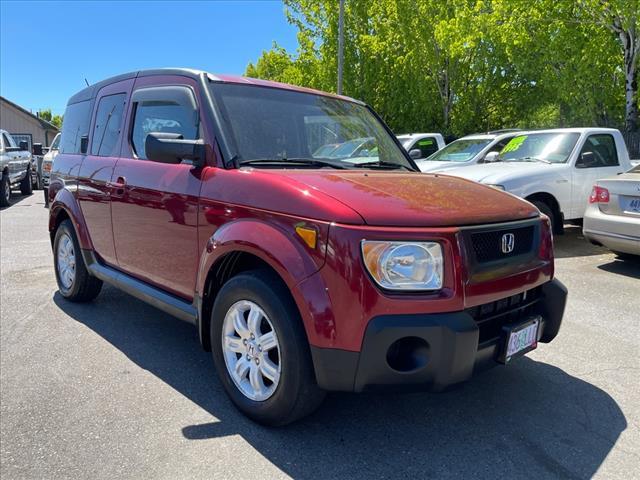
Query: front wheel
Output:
[[531, 200, 561, 234], [20, 170, 32, 195], [54, 220, 103, 302], [211, 270, 325, 426], [0, 175, 10, 207]]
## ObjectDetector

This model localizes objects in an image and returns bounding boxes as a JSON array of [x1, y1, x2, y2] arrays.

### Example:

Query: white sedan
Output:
[[583, 164, 640, 257]]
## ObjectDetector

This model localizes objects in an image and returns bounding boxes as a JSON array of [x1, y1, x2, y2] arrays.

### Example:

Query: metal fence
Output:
[[622, 131, 640, 159]]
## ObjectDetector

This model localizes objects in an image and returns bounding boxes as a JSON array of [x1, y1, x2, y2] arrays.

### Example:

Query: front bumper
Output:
[[310, 278, 567, 392]]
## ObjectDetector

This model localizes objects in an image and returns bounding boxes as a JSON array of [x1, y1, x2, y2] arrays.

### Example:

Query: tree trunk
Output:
[[622, 31, 638, 132]]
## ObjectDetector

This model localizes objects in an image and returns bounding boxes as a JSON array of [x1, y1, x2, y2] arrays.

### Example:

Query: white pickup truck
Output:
[[440, 128, 633, 233], [1, 129, 33, 207]]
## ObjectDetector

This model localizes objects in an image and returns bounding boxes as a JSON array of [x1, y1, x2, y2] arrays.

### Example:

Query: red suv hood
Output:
[[269, 170, 538, 227]]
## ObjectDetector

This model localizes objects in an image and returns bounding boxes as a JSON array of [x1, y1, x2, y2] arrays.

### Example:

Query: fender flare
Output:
[[195, 219, 326, 348], [48, 188, 92, 250]]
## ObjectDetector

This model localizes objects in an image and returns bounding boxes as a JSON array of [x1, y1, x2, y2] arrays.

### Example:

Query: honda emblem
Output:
[[501, 233, 515, 254]]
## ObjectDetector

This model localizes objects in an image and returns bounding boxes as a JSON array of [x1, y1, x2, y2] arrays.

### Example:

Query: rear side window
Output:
[[91, 93, 126, 156], [60, 100, 92, 154], [130, 86, 199, 160], [579, 134, 619, 167], [412, 137, 439, 158]]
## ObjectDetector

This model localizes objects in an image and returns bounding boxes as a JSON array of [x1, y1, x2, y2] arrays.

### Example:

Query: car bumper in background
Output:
[[583, 205, 640, 255], [310, 279, 567, 392]]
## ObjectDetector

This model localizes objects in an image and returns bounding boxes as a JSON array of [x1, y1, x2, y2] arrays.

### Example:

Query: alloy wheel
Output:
[[222, 300, 281, 401], [57, 233, 76, 290]]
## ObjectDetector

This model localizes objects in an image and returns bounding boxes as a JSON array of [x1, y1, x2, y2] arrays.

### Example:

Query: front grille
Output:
[[466, 287, 542, 344], [470, 225, 535, 263]]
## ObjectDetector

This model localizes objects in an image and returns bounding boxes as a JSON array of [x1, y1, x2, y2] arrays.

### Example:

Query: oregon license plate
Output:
[[498, 317, 540, 364]]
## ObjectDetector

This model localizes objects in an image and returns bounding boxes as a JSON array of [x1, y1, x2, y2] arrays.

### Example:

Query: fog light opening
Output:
[[386, 337, 430, 372]]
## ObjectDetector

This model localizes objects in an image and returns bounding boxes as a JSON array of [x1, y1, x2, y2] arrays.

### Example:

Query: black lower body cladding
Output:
[[311, 279, 567, 392]]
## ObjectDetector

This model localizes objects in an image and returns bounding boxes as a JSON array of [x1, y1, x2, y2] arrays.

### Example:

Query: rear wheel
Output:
[[0, 175, 10, 207], [20, 170, 32, 195], [54, 220, 103, 302], [32, 172, 42, 190], [211, 270, 325, 426]]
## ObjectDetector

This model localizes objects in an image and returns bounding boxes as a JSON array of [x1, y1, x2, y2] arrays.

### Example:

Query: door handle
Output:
[[107, 176, 127, 196]]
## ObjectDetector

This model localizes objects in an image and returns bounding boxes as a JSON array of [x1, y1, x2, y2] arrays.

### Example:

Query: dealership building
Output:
[[0, 96, 59, 149]]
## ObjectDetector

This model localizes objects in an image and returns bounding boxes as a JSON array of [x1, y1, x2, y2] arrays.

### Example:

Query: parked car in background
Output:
[[1, 129, 33, 207], [42, 132, 60, 206], [415, 130, 521, 172], [442, 128, 633, 233], [30, 143, 46, 190], [396, 133, 445, 160], [49, 68, 566, 426], [583, 163, 640, 258]]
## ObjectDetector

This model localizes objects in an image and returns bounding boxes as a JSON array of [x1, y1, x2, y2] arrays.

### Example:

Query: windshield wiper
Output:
[[348, 160, 414, 171], [239, 157, 348, 169], [504, 156, 551, 164]]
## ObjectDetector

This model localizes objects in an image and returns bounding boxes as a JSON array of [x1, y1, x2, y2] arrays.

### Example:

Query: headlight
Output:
[[488, 184, 505, 190], [361, 241, 443, 291]]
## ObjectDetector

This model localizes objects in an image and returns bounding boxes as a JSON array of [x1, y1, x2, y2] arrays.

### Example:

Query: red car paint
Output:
[[49, 69, 558, 366]]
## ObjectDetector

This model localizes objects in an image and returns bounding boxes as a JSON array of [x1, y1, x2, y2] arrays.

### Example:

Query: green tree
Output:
[[246, 0, 635, 136], [37, 108, 63, 129]]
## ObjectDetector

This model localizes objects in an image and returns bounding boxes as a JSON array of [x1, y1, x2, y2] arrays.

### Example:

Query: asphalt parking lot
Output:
[[1, 193, 639, 479]]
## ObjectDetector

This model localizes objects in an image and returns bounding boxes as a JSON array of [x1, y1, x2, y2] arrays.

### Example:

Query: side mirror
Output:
[[145, 132, 205, 166], [409, 148, 422, 160], [577, 151, 595, 168], [19, 141, 29, 151], [483, 151, 500, 163], [33, 143, 43, 156]]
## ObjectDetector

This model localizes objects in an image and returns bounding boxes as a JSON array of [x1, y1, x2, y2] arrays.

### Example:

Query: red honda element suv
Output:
[[48, 69, 566, 425]]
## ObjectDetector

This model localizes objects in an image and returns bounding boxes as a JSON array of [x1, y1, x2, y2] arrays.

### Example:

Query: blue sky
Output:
[[0, 0, 298, 115]]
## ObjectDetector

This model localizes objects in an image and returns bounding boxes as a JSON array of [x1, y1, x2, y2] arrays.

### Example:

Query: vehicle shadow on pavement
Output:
[[0, 192, 35, 211], [597, 258, 640, 279], [553, 225, 610, 259], [55, 287, 627, 480]]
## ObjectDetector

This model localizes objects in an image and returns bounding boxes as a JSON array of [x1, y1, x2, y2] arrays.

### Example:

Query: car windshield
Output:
[[209, 82, 414, 170], [630, 164, 640, 173], [498, 132, 580, 164], [425, 138, 492, 162]]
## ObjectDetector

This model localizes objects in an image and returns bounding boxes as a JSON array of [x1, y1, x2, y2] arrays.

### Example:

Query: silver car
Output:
[[583, 164, 640, 257]]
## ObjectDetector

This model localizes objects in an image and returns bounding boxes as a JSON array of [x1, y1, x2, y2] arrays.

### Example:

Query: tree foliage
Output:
[[246, 0, 638, 135], [38, 108, 63, 129]]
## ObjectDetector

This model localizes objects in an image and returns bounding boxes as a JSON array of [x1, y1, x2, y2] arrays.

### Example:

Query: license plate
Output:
[[622, 196, 640, 214], [498, 317, 540, 364]]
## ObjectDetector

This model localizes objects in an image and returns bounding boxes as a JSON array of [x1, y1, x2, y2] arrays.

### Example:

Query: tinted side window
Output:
[[60, 100, 92, 154], [413, 137, 439, 158], [91, 93, 126, 156], [579, 134, 619, 167], [131, 87, 199, 160]]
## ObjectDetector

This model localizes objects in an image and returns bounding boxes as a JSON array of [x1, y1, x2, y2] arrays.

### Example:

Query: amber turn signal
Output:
[[295, 226, 317, 249]]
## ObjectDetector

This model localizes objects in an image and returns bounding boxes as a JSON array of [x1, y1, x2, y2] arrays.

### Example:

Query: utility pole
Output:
[[337, 0, 344, 95]]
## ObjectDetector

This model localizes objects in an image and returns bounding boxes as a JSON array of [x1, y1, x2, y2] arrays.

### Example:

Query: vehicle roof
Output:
[[67, 68, 364, 106], [516, 127, 621, 134], [396, 133, 443, 138]]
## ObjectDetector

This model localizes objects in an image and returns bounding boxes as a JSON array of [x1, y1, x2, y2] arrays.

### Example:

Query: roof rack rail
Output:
[[485, 128, 523, 134]]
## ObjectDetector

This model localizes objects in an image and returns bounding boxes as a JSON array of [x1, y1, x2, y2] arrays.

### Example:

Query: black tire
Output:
[[53, 219, 103, 302], [210, 270, 325, 426], [0, 175, 10, 207], [531, 200, 562, 234], [33, 172, 42, 190], [20, 170, 32, 195]]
